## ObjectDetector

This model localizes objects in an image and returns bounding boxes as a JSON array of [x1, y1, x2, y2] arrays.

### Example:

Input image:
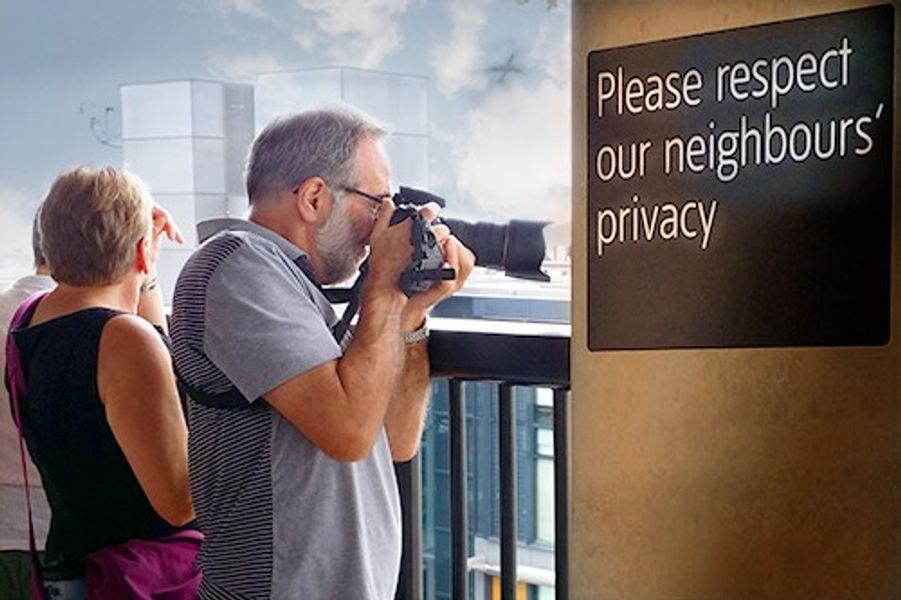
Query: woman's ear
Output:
[[135, 236, 152, 275], [294, 177, 331, 225]]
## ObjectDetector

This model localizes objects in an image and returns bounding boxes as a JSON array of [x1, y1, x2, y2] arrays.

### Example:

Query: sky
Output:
[[0, 0, 571, 285]]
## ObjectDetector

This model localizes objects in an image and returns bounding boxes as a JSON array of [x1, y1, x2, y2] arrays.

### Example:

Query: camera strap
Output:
[[331, 261, 368, 345]]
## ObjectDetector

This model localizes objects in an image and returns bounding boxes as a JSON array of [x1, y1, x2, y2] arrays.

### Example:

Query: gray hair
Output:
[[32, 204, 47, 268], [245, 107, 386, 205]]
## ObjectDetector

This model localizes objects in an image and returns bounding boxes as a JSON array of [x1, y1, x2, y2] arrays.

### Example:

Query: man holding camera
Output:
[[170, 107, 473, 599]]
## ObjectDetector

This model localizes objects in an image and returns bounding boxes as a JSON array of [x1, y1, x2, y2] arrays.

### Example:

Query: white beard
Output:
[[315, 198, 364, 285]]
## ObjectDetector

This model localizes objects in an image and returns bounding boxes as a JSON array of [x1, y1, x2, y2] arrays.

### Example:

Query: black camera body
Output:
[[389, 187, 550, 295], [389, 204, 455, 297], [329, 187, 550, 341]]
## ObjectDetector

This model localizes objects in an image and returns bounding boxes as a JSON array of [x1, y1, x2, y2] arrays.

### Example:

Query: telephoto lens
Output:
[[393, 186, 549, 282]]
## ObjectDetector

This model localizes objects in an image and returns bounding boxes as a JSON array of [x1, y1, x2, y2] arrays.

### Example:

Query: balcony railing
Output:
[[394, 318, 571, 600]]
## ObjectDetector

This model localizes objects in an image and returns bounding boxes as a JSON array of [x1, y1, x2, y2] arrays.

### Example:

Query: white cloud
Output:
[[293, 0, 410, 68], [204, 51, 289, 82], [203, 0, 267, 18], [0, 187, 39, 286], [450, 14, 571, 225], [429, 4, 489, 96], [453, 78, 570, 224], [528, 5, 569, 85]]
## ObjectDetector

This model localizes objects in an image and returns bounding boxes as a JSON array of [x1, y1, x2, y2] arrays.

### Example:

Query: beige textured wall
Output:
[[571, 1, 901, 598]]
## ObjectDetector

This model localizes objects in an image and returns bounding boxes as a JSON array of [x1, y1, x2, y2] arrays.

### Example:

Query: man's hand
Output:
[[365, 198, 414, 298], [383, 202, 474, 461], [401, 203, 475, 331]]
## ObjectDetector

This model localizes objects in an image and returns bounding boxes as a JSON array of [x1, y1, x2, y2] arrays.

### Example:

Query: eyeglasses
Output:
[[290, 183, 391, 215], [341, 187, 391, 217], [342, 187, 391, 206]]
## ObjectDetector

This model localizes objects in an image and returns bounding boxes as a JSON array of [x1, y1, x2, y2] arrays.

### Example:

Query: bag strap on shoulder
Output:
[[5, 290, 51, 600]]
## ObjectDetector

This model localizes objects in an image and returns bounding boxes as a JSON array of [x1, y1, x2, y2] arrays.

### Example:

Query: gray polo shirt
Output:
[[170, 219, 401, 600]]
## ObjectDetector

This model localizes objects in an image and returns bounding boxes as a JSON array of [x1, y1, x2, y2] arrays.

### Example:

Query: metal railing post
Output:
[[394, 454, 422, 600], [499, 383, 517, 600], [450, 379, 469, 599], [554, 388, 571, 599]]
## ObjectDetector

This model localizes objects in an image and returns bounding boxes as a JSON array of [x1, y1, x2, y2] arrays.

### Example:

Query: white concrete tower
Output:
[[255, 67, 429, 190], [120, 80, 254, 302]]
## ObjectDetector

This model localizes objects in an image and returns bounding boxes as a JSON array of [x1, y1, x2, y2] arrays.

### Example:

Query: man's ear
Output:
[[294, 177, 331, 224]]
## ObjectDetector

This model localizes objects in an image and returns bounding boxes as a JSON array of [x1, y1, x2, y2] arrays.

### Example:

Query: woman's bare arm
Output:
[[97, 314, 193, 525]]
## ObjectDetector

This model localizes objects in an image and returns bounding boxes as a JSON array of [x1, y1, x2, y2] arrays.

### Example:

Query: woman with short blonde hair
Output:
[[40, 166, 153, 286], [7, 166, 198, 599]]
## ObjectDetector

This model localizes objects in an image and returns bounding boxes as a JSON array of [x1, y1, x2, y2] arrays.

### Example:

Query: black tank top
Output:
[[12, 307, 179, 579]]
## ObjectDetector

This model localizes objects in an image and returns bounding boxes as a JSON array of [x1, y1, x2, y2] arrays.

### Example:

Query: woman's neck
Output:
[[31, 280, 140, 325]]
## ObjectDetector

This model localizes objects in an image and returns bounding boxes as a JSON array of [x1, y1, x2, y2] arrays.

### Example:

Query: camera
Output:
[[390, 186, 550, 296], [329, 187, 551, 341], [389, 203, 456, 296]]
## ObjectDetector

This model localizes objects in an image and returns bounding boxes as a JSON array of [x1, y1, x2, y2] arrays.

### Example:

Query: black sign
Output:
[[587, 5, 894, 350]]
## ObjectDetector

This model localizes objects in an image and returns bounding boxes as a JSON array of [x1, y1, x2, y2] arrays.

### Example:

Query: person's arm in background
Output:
[[137, 204, 183, 332]]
